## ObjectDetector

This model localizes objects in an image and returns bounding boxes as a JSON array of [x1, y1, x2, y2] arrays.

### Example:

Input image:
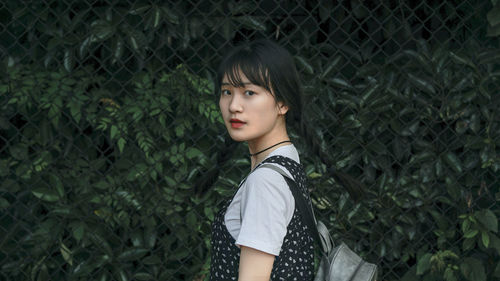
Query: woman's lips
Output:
[[230, 119, 246, 128]]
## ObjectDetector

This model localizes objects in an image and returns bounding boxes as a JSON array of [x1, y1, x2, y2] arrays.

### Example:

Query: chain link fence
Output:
[[1, 0, 499, 280]]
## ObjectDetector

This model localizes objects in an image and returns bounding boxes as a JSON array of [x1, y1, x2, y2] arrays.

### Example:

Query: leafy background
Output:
[[1, 0, 499, 280]]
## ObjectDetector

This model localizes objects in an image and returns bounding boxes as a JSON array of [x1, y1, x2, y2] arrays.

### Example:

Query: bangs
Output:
[[217, 52, 273, 94]]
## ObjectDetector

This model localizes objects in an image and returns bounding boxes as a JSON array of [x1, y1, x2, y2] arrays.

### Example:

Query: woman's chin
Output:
[[227, 131, 250, 142], [228, 135, 247, 142]]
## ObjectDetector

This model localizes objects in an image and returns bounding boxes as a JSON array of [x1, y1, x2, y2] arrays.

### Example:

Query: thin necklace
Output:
[[249, 140, 292, 157]]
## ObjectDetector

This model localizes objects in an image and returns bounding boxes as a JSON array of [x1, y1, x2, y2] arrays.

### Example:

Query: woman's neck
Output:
[[249, 134, 291, 170]]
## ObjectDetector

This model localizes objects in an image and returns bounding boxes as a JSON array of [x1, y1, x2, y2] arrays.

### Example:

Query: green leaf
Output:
[[475, 209, 498, 233], [0, 197, 9, 209], [32, 188, 60, 202], [118, 138, 126, 153], [111, 37, 124, 64], [494, 261, 500, 277], [487, 4, 500, 26], [60, 242, 73, 265], [93, 254, 111, 269], [460, 257, 486, 281], [117, 269, 128, 281], [229, 1, 255, 14], [204, 206, 214, 221], [116, 248, 149, 261], [110, 125, 118, 140], [142, 255, 161, 265], [144, 219, 157, 248], [463, 229, 478, 238], [490, 233, 500, 255], [73, 261, 93, 276], [487, 23, 500, 37], [462, 219, 471, 233], [360, 83, 380, 107], [186, 24, 195, 50], [48, 174, 64, 198], [434, 158, 443, 177], [134, 273, 154, 280], [63, 49, 74, 72], [73, 222, 85, 242], [152, 6, 161, 28], [9, 144, 28, 160], [79, 36, 92, 58], [128, 29, 148, 52], [407, 73, 435, 94], [464, 135, 484, 149], [189, 18, 203, 39], [186, 147, 202, 159], [186, 210, 197, 229], [443, 152, 463, 173], [130, 230, 144, 247], [221, 19, 235, 40], [462, 239, 475, 253], [481, 231, 490, 248], [295, 56, 314, 75], [444, 267, 458, 281], [449, 51, 476, 69], [128, 34, 139, 51], [236, 16, 266, 31], [469, 114, 480, 133], [89, 233, 113, 256], [161, 6, 179, 24], [6, 56, 15, 68], [416, 253, 432, 275], [343, 114, 362, 128], [90, 20, 114, 41], [401, 266, 418, 281], [44, 51, 55, 68], [129, 5, 150, 15], [320, 56, 342, 79], [37, 264, 50, 281], [329, 77, 353, 90]]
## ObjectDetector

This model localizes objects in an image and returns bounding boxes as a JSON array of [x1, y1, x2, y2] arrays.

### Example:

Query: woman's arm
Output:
[[238, 246, 275, 281]]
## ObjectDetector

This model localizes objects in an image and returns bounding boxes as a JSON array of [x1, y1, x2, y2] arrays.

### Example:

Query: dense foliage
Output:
[[2, 45, 499, 281], [0, 64, 229, 280], [298, 41, 500, 280], [1, 0, 500, 280]]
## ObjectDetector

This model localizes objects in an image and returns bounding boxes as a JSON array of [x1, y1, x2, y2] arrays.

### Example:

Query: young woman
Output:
[[209, 39, 315, 280]]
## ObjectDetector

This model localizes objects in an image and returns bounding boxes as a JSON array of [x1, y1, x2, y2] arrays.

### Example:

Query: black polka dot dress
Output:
[[210, 155, 315, 280]]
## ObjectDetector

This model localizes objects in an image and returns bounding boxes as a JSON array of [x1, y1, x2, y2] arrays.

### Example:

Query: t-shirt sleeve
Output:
[[235, 167, 295, 256]]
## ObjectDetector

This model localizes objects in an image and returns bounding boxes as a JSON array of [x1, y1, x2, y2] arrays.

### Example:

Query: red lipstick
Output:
[[230, 118, 246, 128]]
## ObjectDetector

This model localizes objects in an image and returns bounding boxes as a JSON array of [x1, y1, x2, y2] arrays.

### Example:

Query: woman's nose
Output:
[[228, 94, 243, 113]]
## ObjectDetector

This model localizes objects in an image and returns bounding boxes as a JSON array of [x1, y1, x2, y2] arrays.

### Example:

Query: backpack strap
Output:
[[283, 176, 322, 246], [259, 157, 333, 254]]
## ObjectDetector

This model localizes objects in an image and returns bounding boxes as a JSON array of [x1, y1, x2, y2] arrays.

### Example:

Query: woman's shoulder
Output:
[[266, 144, 300, 164], [241, 163, 295, 210], [246, 165, 285, 186]]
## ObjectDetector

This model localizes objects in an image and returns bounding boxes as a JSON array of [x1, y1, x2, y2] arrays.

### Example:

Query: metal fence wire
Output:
[[1, 0, 500, 280]]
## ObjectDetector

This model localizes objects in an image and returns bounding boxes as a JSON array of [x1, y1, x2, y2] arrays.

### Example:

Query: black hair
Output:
[[215, 39, 302, 126], [215, 39, 365, 201]]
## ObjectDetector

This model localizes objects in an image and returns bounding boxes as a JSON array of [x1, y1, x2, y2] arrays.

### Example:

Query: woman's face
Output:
[[219, 71, 287, 143]]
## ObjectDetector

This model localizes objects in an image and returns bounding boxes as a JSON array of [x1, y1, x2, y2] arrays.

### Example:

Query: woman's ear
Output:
[[277, 102, 289, 115]]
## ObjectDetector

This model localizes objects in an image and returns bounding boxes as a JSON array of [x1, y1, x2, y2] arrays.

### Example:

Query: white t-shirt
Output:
[[224, 144, 298, 256]]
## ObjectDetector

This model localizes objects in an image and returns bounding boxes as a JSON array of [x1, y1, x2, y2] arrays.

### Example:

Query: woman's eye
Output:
[[221, 89, 231, 96], [244, 90, 256, 96]]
